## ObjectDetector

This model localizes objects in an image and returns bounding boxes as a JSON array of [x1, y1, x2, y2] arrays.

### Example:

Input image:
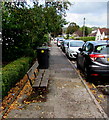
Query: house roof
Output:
[[88, 32, 97, 36], [99, 28, 109, 35], [73, 30, 83, 37]]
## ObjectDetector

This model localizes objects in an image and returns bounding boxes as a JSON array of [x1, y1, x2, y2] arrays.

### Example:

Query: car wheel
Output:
[[68, 53, 72, 59], [84, 65, 91, 82], [66, 52, 69, 57]]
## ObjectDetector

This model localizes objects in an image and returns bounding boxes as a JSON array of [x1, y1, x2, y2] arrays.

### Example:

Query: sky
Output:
[[65, 1, 108, 28], [26, 0, 109, 28]]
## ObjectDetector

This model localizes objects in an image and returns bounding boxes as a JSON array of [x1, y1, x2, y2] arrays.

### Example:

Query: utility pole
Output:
[[83, 18, 85, 37]]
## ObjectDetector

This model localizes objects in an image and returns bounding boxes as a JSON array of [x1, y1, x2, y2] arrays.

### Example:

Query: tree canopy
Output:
[[79, 26, 92, 37], [66, 22, 80, 34], [2, 1, 71, 62]]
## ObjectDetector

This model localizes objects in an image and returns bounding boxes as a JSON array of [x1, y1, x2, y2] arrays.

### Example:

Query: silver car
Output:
[[61, 39, 71, 52], [66, 40, 84, 59], [57, 37, 64, 47]]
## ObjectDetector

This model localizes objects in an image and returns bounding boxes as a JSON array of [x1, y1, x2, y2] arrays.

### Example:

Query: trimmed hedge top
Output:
[[74, 37, 95, 42], [2, 57, 33, 97]]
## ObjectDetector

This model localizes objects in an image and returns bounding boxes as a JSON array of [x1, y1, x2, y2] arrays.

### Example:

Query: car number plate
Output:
[[107, 58, 109, 61]]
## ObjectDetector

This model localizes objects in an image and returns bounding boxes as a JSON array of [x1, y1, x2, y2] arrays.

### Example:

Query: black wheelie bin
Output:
[[37, 47, 49, 69]]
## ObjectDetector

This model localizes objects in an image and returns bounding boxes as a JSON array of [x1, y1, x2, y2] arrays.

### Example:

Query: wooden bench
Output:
[[32, 69, 50, 92], [40, 69, 49, 88], [26, 61, 49, 92], [26, 61, 39, 86]]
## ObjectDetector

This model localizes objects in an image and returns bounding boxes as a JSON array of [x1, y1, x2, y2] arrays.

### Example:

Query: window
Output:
[[86, 43, 93, 52], [95, 45, 109, 54], [70, 41, 84, 47], [82, 43, 87, 51]]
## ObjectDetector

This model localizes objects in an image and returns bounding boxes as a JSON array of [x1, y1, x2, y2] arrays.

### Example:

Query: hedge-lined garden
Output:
[[2, 57, 33, 97]]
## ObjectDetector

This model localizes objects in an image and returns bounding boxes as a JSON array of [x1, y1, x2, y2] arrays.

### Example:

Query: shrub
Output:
[[69, 36, 74, 39], [64, 34, 69, 39], [2, 57, 33, 97], [74, 37, 95, 42]]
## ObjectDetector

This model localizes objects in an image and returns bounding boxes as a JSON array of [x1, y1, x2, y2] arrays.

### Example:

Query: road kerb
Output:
[[59, 47, 108, 118], [68, 59, 108, 119]]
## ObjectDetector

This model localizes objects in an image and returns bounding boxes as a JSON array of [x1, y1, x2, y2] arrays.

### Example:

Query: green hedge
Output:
[[2, 57, 33, 97], [74, 37, 95, 42]]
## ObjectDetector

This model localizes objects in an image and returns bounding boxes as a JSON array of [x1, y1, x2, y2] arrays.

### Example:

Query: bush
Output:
[[74, 37, 95, 42], [24, 48, 37, 59], [64, 34, 69, 39], [2, 57, 33, 97], [69, 36, 74, 39]]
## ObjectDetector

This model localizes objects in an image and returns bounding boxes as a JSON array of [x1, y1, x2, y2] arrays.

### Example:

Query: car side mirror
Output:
[[67, 43, 69, 48], [78, 48, 83, 51]]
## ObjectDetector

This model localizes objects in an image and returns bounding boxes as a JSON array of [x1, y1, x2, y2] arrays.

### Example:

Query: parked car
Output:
[[76, 40, 109, 81], [57, 37, 64, 47], [60, 39, 71, 52], [65, 40, 84, 59], [53, 37, 57, 44]]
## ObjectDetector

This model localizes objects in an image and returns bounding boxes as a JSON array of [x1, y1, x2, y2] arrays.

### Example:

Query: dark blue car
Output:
[[76, 40, 109, 81]]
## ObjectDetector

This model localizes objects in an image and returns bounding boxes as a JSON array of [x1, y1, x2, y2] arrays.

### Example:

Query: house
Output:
[[88, 29, 97, 37], [88, 31, 97, 37], [72, 30, 83, 38], [95, 28, 109, 41]]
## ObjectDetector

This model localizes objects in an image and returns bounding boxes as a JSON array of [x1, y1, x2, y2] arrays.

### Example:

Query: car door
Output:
[[77, 43, 86, 68], [82, 43, 94, 69], [67, 42, 71, 56], [78, 42, 92, 69], [65, 42, 69, 54]]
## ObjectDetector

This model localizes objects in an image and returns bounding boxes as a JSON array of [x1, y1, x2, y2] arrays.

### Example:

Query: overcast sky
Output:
[[27, 0, 108, 28], [65, 2, 108, 28]]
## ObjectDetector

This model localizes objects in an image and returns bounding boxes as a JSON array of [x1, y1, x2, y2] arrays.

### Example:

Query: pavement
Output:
[[7, 42, 108, 119]]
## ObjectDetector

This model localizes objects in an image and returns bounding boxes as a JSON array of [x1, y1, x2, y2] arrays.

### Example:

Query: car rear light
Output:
[[89, 54, 105, 61], [91, 73, 99, 76]]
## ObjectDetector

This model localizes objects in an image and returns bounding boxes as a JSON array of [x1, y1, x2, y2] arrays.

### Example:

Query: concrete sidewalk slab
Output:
[[7, 43, 108, 118]]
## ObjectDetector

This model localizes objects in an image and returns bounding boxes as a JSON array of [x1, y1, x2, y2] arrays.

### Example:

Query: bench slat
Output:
[[32, 73, 42, 88], [26, 60, 39, 86], [27, 68, 32, 77], [32, 69, 45, 88], [31, 61, 39, 71], [40, 70, 49, 88]]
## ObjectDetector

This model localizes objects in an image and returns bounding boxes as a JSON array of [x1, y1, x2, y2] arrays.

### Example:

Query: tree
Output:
[[2, 2, 31, 61], [79, 26, 92, 37], [2, 1, 71, 62], [66, 22, 80, 34], [44, 1, 70, 36]]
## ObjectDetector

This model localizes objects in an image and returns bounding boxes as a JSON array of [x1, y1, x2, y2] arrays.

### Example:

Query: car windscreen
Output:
[[64, 41, 69, 45], [95, 45, 109, 54], [70, 41, 84, 47], [59, 40, 63, 41]]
